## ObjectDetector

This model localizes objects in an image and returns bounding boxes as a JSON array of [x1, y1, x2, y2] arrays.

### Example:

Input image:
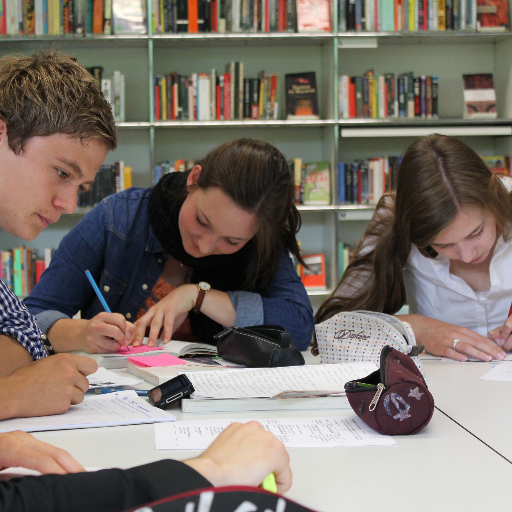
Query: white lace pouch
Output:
[[315, 310, 424, 375]]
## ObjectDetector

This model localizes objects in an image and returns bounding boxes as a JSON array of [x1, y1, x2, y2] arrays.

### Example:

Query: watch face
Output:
[[198, 281, 210, 291]]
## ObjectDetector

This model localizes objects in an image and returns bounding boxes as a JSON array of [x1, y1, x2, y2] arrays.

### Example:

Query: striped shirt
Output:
[[0, 278, 46, 360]]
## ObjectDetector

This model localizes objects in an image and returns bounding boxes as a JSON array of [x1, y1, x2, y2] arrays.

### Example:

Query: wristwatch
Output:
[[41, 334, 56, 356], [192, 281, 211, 314]]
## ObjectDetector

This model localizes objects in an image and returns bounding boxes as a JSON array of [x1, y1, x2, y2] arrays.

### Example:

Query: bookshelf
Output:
[[1, 2, 512, 309]]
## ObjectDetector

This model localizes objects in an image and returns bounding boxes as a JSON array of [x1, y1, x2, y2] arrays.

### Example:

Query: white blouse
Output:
[[404, 236, 512, 336]]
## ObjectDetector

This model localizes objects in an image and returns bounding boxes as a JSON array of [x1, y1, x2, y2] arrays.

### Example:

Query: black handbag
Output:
[[213, 325, 305, 368]]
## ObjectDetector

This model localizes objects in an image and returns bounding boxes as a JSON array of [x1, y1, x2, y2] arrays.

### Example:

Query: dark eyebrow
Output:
[[430, 223, 483, 247], [199, 210, 249, 242], [57, 158, 95, 186]]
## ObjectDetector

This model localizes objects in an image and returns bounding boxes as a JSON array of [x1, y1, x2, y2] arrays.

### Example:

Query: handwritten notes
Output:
[[154, 416, 395, 449]]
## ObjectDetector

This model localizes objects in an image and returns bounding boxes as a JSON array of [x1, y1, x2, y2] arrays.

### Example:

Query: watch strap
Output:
[[192, 284, 209, 314], [41, 334, 56, 356]]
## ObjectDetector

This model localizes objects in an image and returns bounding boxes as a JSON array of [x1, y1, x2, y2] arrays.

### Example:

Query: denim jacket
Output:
[[25, 188, 314, 350]]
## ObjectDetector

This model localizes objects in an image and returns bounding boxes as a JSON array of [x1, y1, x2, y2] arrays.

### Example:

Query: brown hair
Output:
[[193, 138, 304, 290], [315, 134, 512, 332], [0, 50, 116, 154]]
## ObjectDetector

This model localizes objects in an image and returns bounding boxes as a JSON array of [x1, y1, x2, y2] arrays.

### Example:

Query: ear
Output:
[[0, 119, 7, 145], [186, 165, 202, 188]]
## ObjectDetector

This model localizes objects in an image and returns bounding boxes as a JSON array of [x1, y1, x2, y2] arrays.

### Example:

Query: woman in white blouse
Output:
[[316, 134, 512, 362]]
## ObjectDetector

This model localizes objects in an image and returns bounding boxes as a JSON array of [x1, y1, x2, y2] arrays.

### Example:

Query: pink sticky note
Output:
[[117, 346, 163, 355], [127, 353, 187, 367]]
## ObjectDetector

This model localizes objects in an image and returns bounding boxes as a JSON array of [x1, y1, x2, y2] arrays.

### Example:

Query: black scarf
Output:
[[148, 171, 258, 343]]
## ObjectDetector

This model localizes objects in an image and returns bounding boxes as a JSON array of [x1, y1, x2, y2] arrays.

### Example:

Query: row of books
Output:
[[0, 247, 53, 298], [87, 67, 126, 123], [338, 157, 401, 204], [78, 161, 132, 209], [338, 0, 509, 32], [338, 72, 439, 120], [152, 0, 331, 33], [0, 0, 146, 36], [154, 66, 280, 121]]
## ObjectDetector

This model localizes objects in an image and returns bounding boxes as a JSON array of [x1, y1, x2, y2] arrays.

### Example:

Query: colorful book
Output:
[[302, 161, 330, 205], [462, 73, 497, 119], [477, 0, 508, 30], [300, 253, 326, 289], [285, 72, 319, 120]]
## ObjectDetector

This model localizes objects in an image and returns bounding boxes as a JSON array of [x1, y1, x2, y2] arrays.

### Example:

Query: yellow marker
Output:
[[261, 473, 277, 493]]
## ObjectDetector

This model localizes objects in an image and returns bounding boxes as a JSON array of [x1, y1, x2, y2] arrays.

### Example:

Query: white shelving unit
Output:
[[1, 5, 512, 309]]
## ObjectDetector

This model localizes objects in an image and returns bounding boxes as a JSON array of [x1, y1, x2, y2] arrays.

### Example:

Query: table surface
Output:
[[32, 355, 512, 512]]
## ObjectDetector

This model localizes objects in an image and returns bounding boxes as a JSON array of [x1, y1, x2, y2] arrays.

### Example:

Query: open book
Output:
[[72, 339, 218, 370], [180, 362, 378, 412]]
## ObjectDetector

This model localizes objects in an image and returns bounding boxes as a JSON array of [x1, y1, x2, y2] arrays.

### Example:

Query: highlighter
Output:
[[261, 473, 277, 493]]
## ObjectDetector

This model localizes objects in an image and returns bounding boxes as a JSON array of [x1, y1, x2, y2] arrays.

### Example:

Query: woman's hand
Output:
[[183, 421, 292, 494], [131, 285, 198, 346], [0, 431, 85, 475], [79, 313, 135, 353], [488, 315, 512, 351], [399, 314, 506, 362]]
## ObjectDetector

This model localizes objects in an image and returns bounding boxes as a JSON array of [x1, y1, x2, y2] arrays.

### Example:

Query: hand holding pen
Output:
[[83, 270, 135, 353], [487, 302, 512, 352]]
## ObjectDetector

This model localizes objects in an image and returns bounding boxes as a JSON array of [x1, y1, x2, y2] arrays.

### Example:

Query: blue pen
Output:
[[85, 270, 112, 313], [88, 388, 150, 396], [85, 269, 124, 346]]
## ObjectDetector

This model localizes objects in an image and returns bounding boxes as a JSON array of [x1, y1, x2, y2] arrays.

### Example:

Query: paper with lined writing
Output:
[[181, 362, 378, 399]]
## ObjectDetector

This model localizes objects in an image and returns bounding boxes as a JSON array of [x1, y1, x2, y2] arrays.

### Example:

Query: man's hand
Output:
[[184, 422, 292, 494], [0, 431, 85, 475], [0, 354, 98, 419]]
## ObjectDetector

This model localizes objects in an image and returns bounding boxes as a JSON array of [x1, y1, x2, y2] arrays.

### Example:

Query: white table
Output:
[[31, 357, 512, 512]]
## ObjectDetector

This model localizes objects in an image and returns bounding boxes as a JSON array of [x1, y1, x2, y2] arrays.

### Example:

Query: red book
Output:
[[349, 80, 356, 118], [300, 254, 326, 289], [216, 82, 221, 119], [210, 0, 218, 31], [35, 260, 45, 284], [188, 0, 198, 32], [265, 0, 270, 31], [278, 0, 285, 31], [384, 82, 389, 117], [223, 72, 231, 120], [423, 0, 428, 29], [93, 0, 104, 33], [155, 84, 161, 121], [0, 0, 6, 35]]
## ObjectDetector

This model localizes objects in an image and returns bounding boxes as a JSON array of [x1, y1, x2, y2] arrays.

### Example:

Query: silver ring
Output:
[[453, 339, 460, 351]]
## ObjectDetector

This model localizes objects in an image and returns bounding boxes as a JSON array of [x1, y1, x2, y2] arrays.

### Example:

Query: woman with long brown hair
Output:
[[25, 138, 314, 352], [316, 134, 512, 362]]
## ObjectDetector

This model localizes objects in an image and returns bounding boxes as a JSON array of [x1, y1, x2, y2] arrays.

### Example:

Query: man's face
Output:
[[0, 123, 107, 241]]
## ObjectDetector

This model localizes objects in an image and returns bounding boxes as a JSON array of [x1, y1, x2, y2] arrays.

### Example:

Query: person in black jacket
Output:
[[0, 421, 293, 512]]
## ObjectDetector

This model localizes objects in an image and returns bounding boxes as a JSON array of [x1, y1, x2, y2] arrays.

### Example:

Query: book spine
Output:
[[432, 76, 438, 118]]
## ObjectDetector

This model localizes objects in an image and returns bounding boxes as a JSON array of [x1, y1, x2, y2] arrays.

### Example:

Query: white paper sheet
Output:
[[154, 416, 395, 449], [181, 362, 378, 399], [0, 391, 175, 433], [87, 367, 143, 389], [479, 362, 512, 381]]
